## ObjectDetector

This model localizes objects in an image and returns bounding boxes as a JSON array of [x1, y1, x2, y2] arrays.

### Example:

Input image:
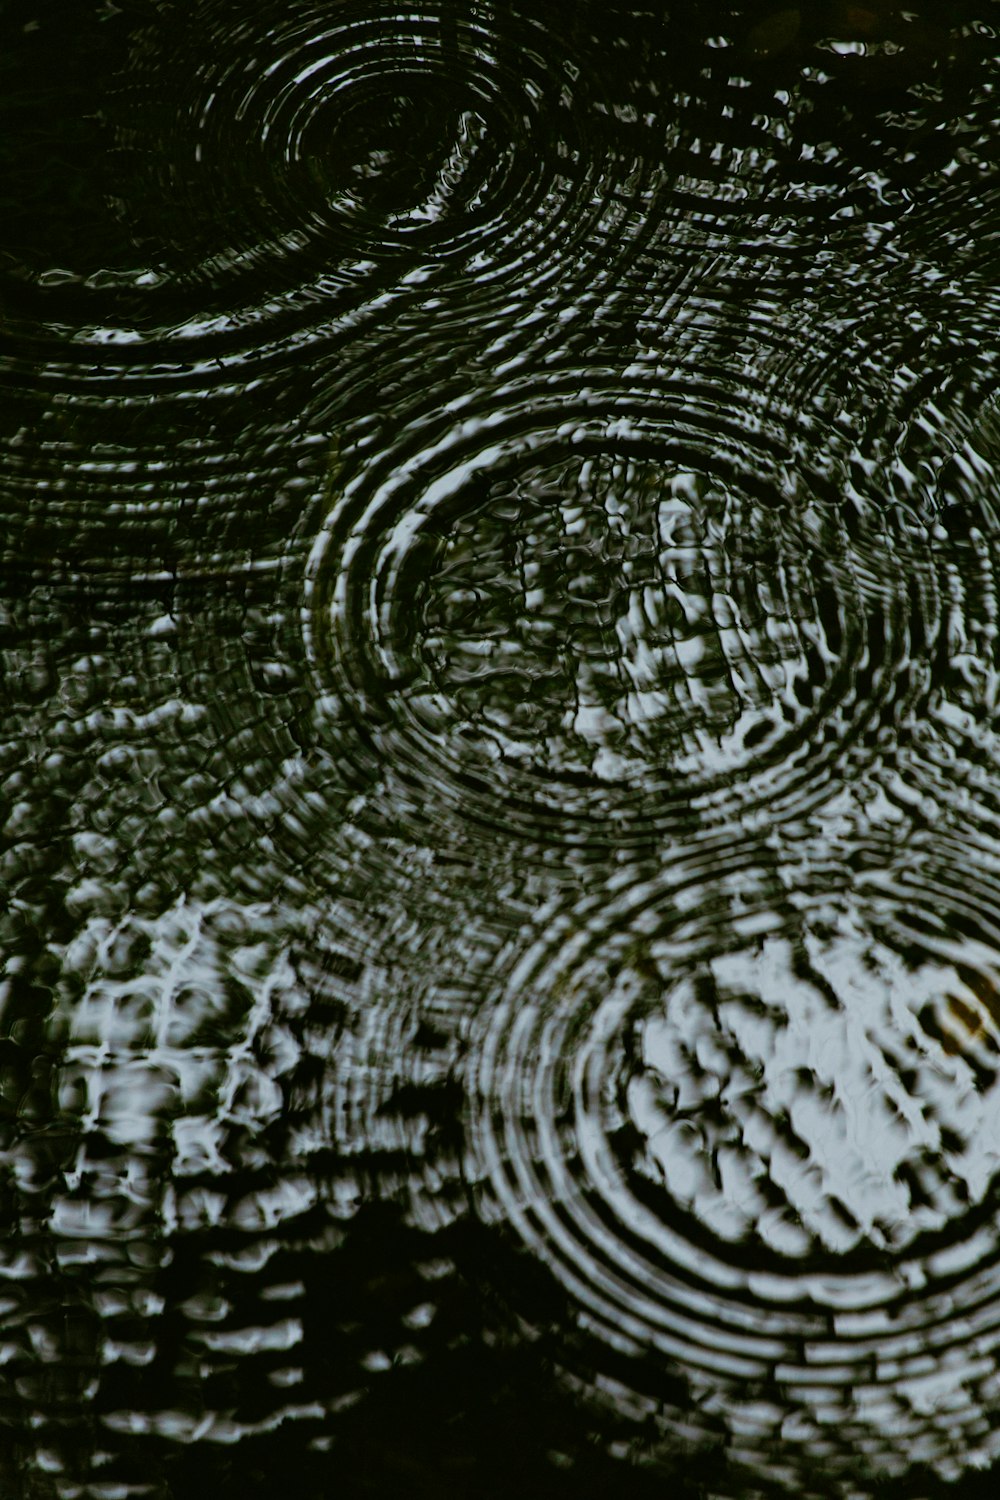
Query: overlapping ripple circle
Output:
[[8, 0, 1000, 1495], [303, 4, 1000, 1492]]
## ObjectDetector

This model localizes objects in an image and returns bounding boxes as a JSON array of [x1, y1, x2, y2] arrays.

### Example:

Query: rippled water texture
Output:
[[6, 1, 1000, 1496]]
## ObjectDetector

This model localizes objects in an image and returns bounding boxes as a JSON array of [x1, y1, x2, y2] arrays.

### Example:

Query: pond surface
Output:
[[4, 1, 1000, 1495]]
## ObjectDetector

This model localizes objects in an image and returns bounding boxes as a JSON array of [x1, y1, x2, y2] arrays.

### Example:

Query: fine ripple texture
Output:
[[305, 363, 1000, 852], [97, 0, 634, 363], [458, 874, 1000, 1486], [7, 2, 1000, 1498]]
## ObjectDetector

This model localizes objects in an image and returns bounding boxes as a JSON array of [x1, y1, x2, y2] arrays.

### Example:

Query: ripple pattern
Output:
[[460, 872, 1000, 1488], [306, 367, 992, 848], [9, 2, 1000, 1497], [100, 0, 630, 358]]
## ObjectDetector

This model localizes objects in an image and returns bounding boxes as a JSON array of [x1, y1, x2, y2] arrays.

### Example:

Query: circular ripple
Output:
[[305, 371, 946, 846], [96, 0, 619, 364], [461, 870, 1000, 1489]]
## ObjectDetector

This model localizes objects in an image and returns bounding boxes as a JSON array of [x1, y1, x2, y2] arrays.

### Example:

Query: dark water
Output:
[[5, 0, 1000, 1494]]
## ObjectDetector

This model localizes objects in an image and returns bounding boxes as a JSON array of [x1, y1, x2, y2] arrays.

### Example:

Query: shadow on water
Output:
[[5, 0, 1000, 1496]]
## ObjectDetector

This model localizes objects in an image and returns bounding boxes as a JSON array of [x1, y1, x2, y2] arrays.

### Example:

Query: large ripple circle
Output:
[[106, 0, 609, 353], [305, 374, 944, 845], [461, 871, 1000, 1489]]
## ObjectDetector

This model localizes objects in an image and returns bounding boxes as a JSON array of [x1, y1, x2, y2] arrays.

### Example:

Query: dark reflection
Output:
[[5, 0, 1000, 1496]]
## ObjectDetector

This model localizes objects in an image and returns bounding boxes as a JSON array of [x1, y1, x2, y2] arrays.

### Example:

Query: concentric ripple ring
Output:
[[98, 0, 616, 369], [303, 369, 965, 847], [459, 867, 1000, 1490]]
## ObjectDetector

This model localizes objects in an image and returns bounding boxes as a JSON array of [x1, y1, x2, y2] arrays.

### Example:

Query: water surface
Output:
[[4, 1, 1000, 1495]]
